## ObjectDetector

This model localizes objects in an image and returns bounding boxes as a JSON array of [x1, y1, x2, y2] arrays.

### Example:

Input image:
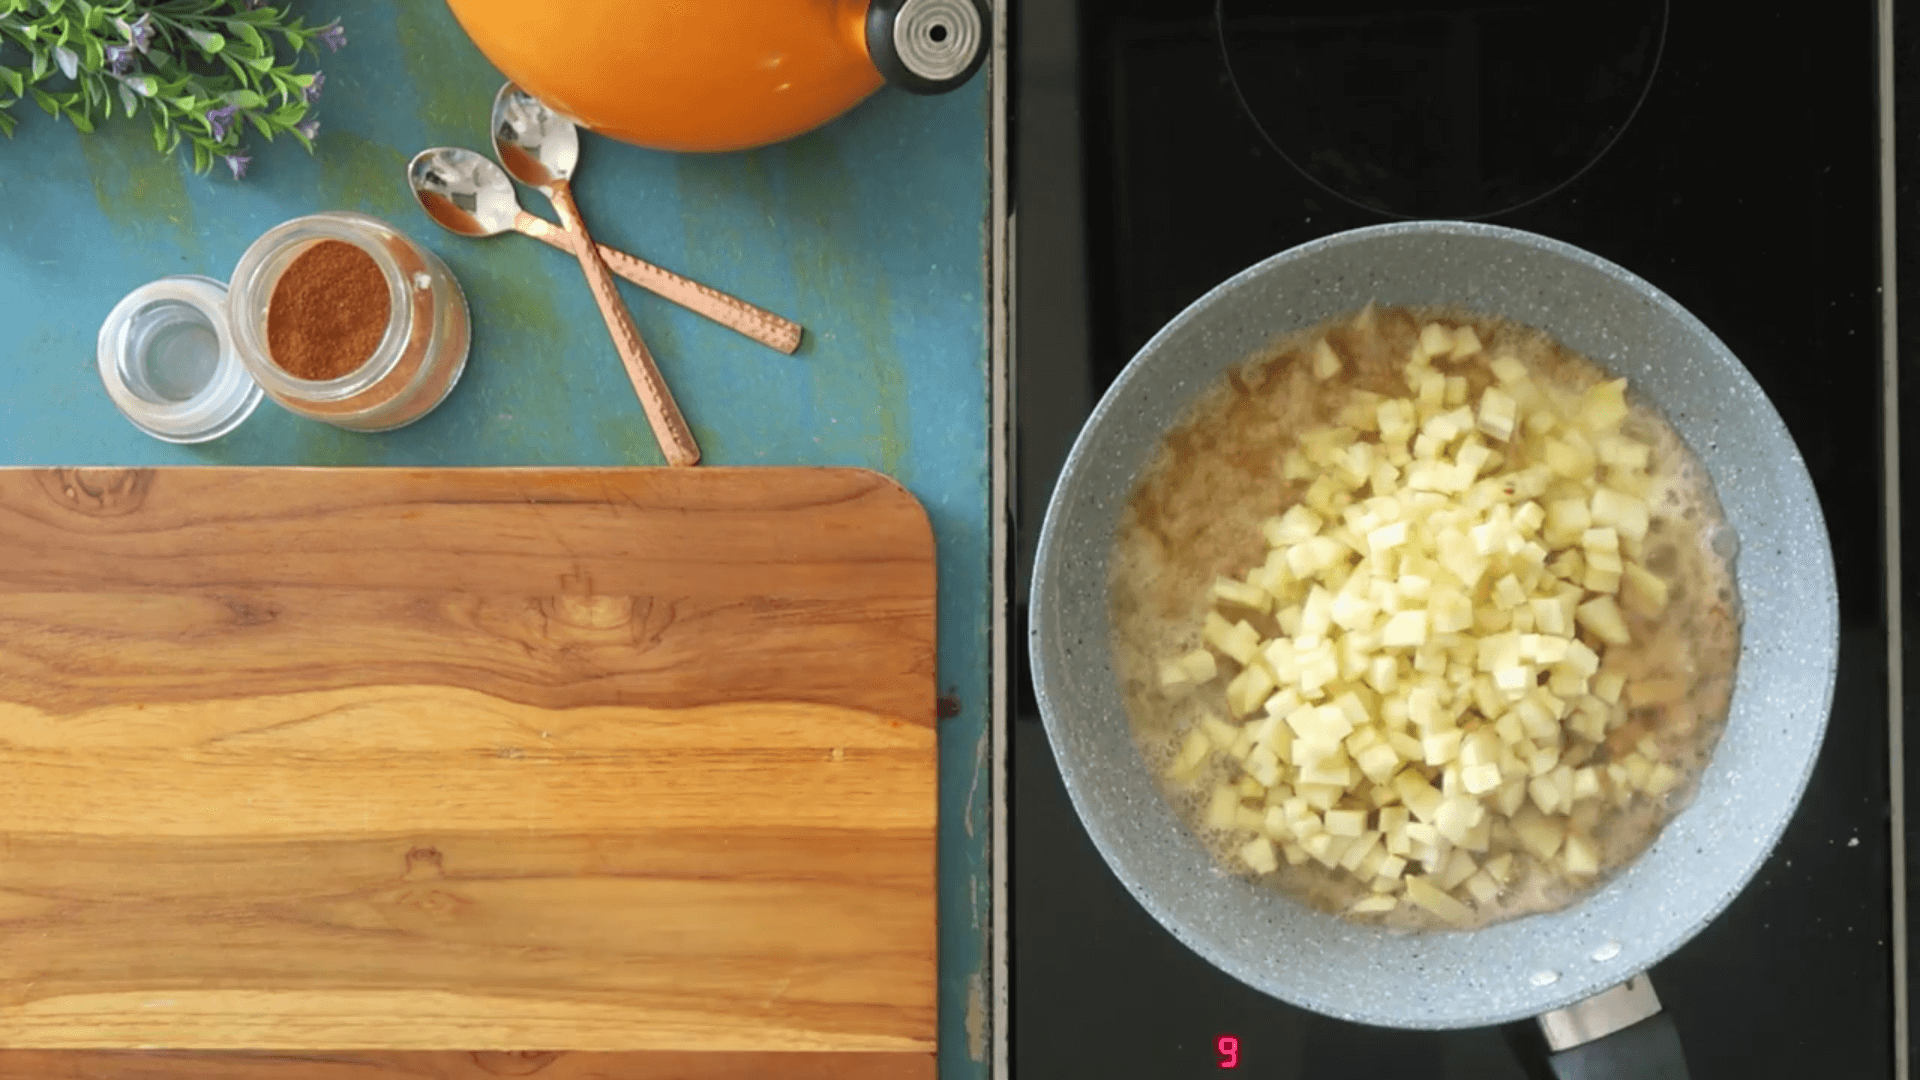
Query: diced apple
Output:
[[1621, 562, 1670, 618], [1241, 835, 1280, 874], [1180, 648, 1220, 683], [1350, 894, 1399, 914], [1511, 808, 1567, 861], [1645, 762, 1681, 797], [1226, 663, 1276, 717], [1206, 785, 1240, 830], [1478, 386, 1518, 441], [1405, 875, 1474, 924], [1423, 728, 1464, 766], [1356, 742, 1403, 785], [1575, 595, 1632, 646], [1312, 339, 1343, 380], [1490, 353, 1528, 384], [1265, 505, 1324, 547], [1561, 833, 1598, 877], [1212, 575, 1274, 613], [1590, 487, 1650, 542], [1579, 378, 1628, 432], [1381, 609, 1429, 648], [1323, 808, 1367, 837]]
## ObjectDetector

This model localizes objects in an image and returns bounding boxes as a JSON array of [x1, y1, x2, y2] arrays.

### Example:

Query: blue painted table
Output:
[[0, 3, 991, 1075]]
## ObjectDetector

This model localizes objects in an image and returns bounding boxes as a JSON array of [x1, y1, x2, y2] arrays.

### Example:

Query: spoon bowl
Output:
[[407, 147, 523, 238], [491, 83, 580, 188]]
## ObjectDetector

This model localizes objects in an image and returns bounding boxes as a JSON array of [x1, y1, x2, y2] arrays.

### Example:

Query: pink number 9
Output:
[[1216, 1034, 1240, 1068]]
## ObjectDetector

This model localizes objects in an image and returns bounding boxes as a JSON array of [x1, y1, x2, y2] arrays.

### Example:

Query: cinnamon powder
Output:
[[266, 239, 391, 381]]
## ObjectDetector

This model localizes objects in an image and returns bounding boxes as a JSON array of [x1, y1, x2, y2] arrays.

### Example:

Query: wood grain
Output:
[[0, 1049, 932, 1079], [0, 467, 936, 1061]]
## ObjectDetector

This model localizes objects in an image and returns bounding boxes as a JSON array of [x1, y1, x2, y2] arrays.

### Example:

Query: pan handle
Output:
[[1539, 975, 1690, 1080]]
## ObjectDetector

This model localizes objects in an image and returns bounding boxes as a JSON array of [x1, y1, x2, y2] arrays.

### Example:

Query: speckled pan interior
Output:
[[1028, 221, 1839, 1029]]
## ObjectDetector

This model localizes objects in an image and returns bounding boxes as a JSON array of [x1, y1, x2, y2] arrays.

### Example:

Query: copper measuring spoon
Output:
[[405, 147, 802, 355], [490, 82, 698, 466]]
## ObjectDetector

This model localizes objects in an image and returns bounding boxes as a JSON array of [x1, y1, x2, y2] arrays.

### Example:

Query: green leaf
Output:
[[64, 104, 91, 132], [0, 111, 16, 137], [43, 0, 62, 15], [31, 85, 55, 114], [287, 122, 311, 151], [191, 138, 210, 173], [0, 67, 21, 97], [227, 19, 261, 51], [83, 33, 100, 70], [185, 28, 222, 54], [244, 51, 273, 72], [124, 73, 154, 97], [221, 87, 264, 108], [150, 114, 166, 152], [29, 47, 46, 81], [246, 109, 271, 139], [117, 77, 133, 116]]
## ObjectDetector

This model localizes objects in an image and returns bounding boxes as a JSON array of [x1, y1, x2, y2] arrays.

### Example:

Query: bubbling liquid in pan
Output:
[[1110, 305, 1741, 930]]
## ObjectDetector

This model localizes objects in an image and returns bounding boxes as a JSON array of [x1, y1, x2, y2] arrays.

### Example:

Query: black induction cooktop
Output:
[[1011, 2, 1897, 1076]]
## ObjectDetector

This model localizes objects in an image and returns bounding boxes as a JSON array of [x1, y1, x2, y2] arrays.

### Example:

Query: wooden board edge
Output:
[[0, 1050, 936, 1080]]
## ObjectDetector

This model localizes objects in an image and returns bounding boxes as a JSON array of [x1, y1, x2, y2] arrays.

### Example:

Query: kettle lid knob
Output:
[[867, 0, 989, 95]]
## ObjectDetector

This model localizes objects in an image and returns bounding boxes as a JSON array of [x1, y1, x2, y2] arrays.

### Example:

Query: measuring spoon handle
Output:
[[515, 211, 802, 354], [545, 181, 701, 467]]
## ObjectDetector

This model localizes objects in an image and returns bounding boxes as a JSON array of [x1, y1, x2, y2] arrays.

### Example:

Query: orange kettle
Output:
[[442, 0, 990, 153]]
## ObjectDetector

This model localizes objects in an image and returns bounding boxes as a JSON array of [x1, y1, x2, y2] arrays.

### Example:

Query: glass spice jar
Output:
[[228, 211, 469, 432]]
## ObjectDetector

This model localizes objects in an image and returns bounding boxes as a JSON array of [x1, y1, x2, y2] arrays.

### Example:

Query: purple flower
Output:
[[117, 12, 154, 54], [317, 20, 346, 52], [303, 71, 324, 104], [204, 103, 239, 142], [105, 44, 135, 76], [224, 152, 251, 179], [296, 118, 319, 140]]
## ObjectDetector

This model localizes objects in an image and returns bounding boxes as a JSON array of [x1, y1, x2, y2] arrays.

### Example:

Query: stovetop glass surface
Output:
[[1012, 2, 1892, 1077]]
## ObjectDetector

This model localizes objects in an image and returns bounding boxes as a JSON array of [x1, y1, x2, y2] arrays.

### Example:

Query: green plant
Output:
[[0, 0, 344, 177]]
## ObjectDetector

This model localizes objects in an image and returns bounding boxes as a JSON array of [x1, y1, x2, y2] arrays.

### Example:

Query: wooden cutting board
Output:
[[0, 467, 936, 1075]]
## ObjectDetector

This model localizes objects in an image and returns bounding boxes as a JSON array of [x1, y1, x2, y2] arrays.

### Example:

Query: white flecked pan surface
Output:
[[1028, 221, 1839, 1028]]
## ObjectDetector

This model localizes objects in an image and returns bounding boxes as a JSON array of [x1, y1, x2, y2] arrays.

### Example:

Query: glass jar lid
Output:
[[96, 274, 263, 444]]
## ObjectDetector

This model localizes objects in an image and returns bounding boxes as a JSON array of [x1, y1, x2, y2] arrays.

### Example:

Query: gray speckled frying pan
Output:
[[1028, 222, 1837, 1077]]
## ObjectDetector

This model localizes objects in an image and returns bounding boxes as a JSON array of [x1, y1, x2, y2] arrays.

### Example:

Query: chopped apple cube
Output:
[[1512, 808, 1567, 861], [1405, 874, 1474, 924], [1593, 671, 1626, 705], [1645, 762, 1681, 797], [1241, 836, 1280, 874], [1354, 742, 1402, 785], [1590, 487, 1650, 542], [1312, 339, 1343, 380], [1206, 785, 1240, 830], [1575, 595, 1632, 646], [1265, 505, 1324, 547], [1422, 729, 1464, 766], [1350, 893, 1399, 914], [1226, 663, 1277, 717], [1220, 619, 1265, 664], [1621, 562, 1670, 618], [1180, 648, 1220, 683], [1490, 352, 1528, 384], [1476, 385, 1519, 442], [1560, 832, 1598, 877], [1381, 609, 1430, 648], [1213, 575, 1274, 613], [1324, 809, 1367, 837], [1462, 762, 1503, 795], [1579, 378, 1629, 432]]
